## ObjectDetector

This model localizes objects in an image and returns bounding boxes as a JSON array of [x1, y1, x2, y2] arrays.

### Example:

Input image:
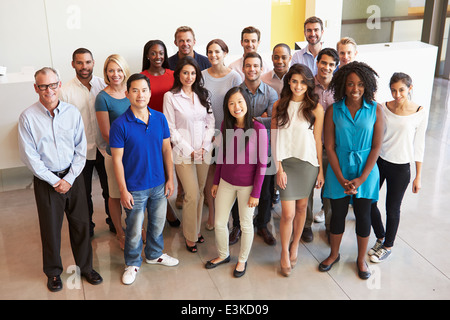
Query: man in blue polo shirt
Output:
[[110, 73, 178, 285]]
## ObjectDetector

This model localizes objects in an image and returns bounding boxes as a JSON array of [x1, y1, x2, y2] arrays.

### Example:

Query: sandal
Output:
[[196, 235, 205, 243], [185, 241, 197, 253]]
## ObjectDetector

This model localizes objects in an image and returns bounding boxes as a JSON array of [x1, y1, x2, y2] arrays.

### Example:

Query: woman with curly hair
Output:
[[271, 64, 324, 276], [318, 61, 384, 280], [163, 56, 215, 252]]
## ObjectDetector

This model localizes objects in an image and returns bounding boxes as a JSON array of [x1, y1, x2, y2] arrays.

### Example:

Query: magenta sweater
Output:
[[213, 120, 268, 198]]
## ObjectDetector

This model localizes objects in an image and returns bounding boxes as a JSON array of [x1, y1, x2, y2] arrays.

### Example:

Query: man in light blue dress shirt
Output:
[[291, 16, 325, 75], [18, 67, 102, 292]]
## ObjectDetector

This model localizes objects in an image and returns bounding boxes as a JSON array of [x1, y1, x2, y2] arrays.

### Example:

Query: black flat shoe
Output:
[[233, 262, 247, 278], [167, 218, 181, 227], [318, 254, 340, 272], [185, 241, 197, 253], [47, 275, 63, 292], [82, 269, 103, 285], [357, 261, 371, 280], [205, 256, 231, 269]]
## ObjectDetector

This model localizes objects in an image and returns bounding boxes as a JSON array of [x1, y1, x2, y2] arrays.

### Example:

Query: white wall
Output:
[[0, 0, 272, 84], [0, 0, 272, 190]]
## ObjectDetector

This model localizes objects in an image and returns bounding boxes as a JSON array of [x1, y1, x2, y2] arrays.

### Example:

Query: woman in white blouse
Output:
[[369, 72, 428, 263], [163, 56, 215, 253]]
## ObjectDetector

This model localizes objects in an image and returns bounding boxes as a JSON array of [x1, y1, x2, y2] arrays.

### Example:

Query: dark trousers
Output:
[[371, 157, 410, 247], [330, 196, 372, 237], [82, 149, 110, 230], [33, 174, 93, 277], [231, 174, 274, 229]]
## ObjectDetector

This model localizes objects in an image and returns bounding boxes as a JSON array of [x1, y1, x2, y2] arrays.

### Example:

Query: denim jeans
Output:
[[124, 183, 167, 267]]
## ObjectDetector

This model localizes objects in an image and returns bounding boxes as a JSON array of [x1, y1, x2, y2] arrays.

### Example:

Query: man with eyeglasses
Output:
[[18, 67, 103, 292]]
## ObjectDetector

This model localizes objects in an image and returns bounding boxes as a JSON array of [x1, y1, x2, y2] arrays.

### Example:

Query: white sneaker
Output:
[[370, 247, 391, 263], [146, 253, 179, 267], [122, 266, 139, 285], [368, 239, 383, 256], [314, 210, 325, 223]]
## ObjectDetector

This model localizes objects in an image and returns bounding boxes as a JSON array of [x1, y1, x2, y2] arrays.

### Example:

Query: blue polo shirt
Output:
[[109, 107, 170, 192]]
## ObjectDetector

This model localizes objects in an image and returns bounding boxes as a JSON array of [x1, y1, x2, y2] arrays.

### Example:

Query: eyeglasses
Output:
[[36, 82, 59, 91]]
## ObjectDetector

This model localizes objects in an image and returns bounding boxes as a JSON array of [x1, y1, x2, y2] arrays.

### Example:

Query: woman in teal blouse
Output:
[[319, 62, 384, 280]]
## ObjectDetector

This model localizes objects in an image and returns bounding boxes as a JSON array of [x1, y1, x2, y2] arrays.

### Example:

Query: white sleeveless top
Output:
[[275, 100, 319, 167]]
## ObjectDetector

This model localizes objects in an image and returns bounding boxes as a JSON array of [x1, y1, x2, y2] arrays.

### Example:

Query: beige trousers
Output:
[[175, 159, 210, 242], [214, 179, 255, 263]]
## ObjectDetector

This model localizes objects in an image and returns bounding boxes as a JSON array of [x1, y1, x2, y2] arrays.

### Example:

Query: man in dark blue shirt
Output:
[[168, 26, 211, 71]]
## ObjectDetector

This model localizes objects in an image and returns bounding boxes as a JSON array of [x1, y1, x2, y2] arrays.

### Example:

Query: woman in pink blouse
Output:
[[205, 86, 268, 277], [163, 56, 215, 253]]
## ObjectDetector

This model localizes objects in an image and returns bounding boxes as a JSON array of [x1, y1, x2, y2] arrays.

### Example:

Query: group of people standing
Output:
[[17, 17, 428, 291]]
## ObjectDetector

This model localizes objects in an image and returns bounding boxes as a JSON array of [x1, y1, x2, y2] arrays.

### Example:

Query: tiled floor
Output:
[[0, 78, 449, 300]]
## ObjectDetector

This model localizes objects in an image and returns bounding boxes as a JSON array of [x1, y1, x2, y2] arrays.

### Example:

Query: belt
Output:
[[52, 167, 70, 178]]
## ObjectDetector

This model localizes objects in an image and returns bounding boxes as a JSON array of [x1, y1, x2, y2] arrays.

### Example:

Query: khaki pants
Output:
[[175, 158, 210, 242], [214, 179, 255, 263]]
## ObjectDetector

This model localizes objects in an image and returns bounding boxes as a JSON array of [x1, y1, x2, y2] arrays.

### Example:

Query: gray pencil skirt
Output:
[[279, 157, 318, 201]]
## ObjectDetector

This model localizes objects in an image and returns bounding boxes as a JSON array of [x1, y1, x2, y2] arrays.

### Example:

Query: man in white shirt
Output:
[[261, 43, 292, 96], [59, 48, 113, 236], [229, 26, 271, 80], [291, 16, 325, 75]]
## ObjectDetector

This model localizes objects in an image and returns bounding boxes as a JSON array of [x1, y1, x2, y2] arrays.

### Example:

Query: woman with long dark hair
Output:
[[369, 72, 428, 263], [141, 40, 174, 113], [163, 56, 215, 253], [271, 63, 324, 276], [205, 86, 267, 277]]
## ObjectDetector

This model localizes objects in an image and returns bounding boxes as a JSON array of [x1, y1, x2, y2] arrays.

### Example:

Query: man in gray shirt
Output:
[[229, 52, 278, 246]]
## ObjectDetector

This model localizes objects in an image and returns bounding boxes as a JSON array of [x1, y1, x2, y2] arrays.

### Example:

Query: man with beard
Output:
[[60, 48, 113, 236], [291, 16, 325, 75]]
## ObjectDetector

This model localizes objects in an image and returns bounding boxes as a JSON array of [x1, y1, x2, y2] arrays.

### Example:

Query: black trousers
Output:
[[330, 196, 372, 237], [231, 174, 274, 229], [82, 149, 110, 230], [33, 174, 93, 277], [370, 157, 411, 247]]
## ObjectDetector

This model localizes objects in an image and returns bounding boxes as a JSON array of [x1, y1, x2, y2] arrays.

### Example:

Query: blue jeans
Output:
[[124, 183, 167, 267]]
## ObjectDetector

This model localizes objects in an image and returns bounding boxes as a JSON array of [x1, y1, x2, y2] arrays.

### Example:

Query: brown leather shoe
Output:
[[301, 227, 313, 242], [257, 227, 276, 246], [229, 226, 241, 245], [175, 193, 184, 209]]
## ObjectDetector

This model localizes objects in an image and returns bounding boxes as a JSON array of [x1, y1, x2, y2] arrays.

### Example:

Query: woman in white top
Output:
[[163, 56, 215, 252], [271, 64, 324, 276], [369, 72, 428, 263], [202, 39, 242, 231]]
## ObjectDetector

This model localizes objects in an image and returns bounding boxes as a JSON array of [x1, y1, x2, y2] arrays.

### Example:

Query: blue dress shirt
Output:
[[18, 100, 87, 186]]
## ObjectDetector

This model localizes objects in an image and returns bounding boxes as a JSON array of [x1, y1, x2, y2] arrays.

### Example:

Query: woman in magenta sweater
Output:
[[205, 86, 268, 277]]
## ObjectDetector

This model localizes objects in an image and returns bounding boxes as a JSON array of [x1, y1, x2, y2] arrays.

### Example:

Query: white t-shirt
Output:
[[380, 102, 428, 164]]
